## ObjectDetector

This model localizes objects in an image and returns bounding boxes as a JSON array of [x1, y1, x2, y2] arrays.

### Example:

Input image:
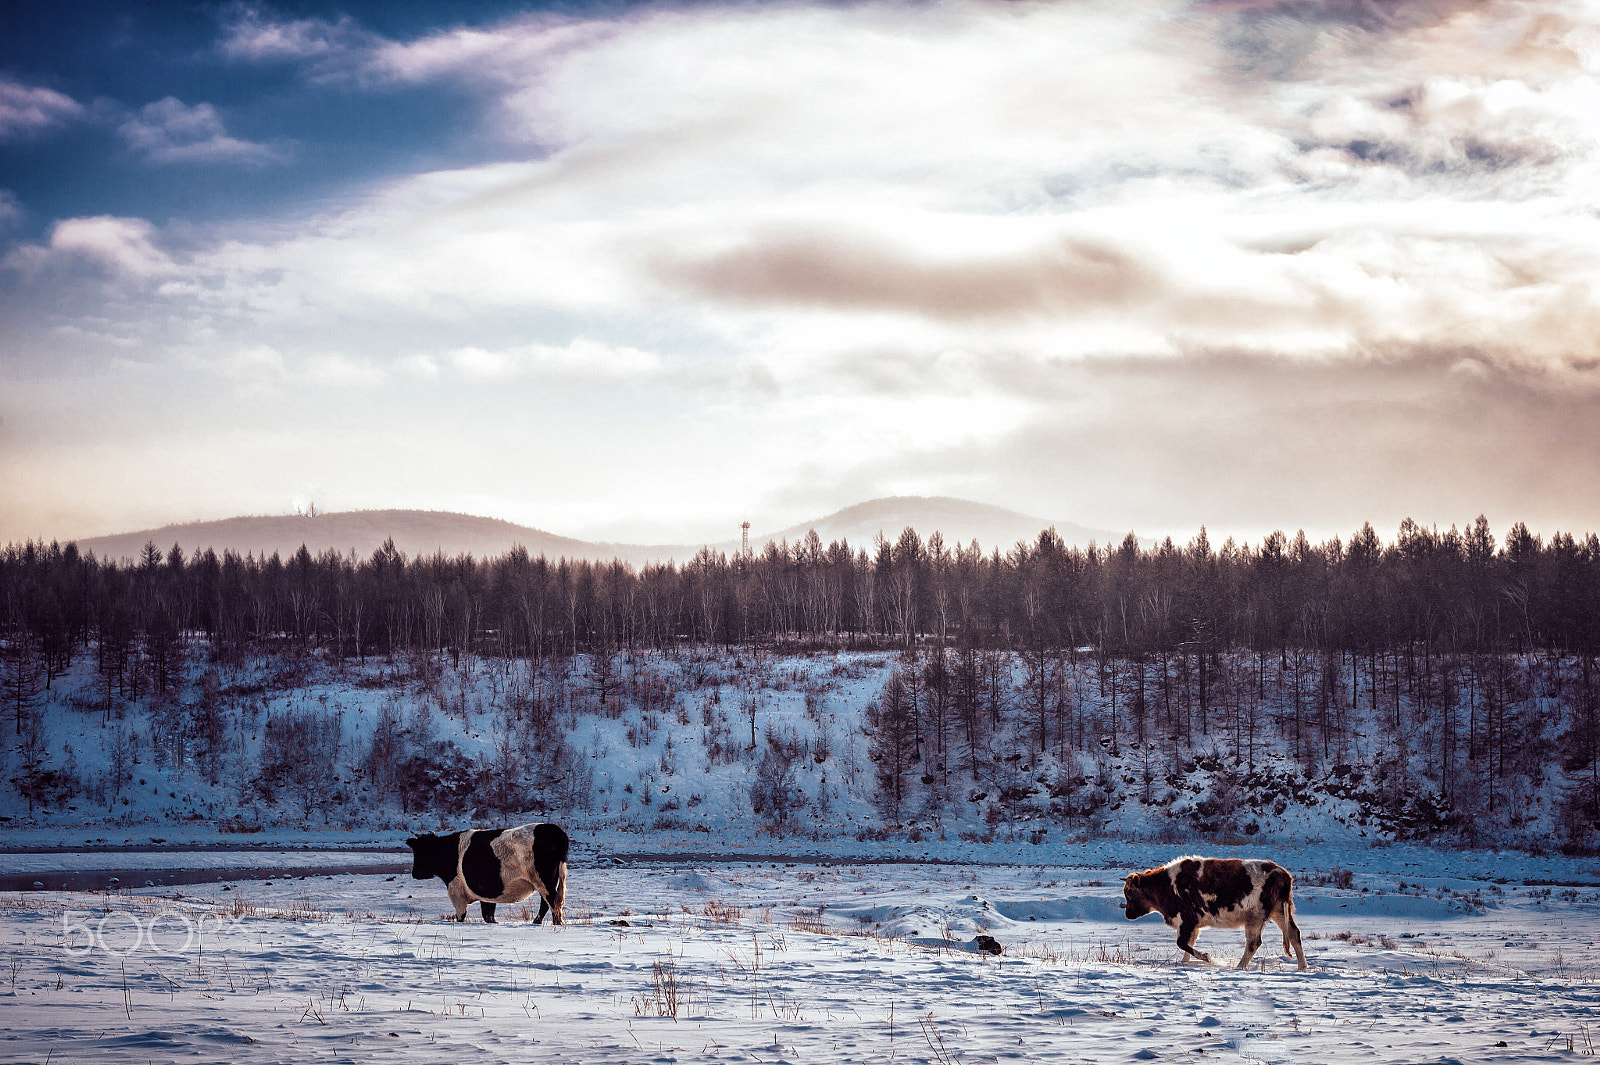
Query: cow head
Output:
[[1122, 873, 1154, 920], [405, 832, 457, 882]]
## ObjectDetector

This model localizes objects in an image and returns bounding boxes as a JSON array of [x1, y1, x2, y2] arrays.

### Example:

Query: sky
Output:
[[3, 0, 1600, 548]]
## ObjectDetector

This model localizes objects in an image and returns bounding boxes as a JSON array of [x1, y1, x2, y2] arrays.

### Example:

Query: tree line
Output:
[[2, 516, 1598, 686]]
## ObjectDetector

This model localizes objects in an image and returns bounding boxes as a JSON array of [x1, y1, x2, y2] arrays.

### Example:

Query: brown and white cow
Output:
[[1122, 855, 1306, 970], [405, 822, 568, 924]]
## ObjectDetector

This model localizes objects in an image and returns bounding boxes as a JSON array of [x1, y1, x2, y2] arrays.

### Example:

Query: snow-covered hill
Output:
[[5, 642, 1593, 859]]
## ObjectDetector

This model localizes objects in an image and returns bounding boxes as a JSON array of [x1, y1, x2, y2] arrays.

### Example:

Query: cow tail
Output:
[[553, 859, 568, 919], [1283, 885, 1306, 968]]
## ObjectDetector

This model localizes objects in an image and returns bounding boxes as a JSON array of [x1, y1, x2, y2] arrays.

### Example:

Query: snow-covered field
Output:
[[4, 851, 1599, 1064]]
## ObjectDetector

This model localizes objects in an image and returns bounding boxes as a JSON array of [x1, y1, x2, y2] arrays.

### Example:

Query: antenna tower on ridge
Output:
[[741, 520, 751, 559]]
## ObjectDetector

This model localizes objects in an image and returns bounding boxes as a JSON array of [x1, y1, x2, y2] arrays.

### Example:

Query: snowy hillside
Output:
[[5, 642, 1595, 858]]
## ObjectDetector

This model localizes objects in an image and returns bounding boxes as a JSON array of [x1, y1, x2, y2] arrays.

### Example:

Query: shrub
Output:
[[396, 741, 483, 816]]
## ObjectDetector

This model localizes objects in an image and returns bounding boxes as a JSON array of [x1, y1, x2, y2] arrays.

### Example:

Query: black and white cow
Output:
[[1122, 855, 1306, 970], [405, 822, 568, 924]]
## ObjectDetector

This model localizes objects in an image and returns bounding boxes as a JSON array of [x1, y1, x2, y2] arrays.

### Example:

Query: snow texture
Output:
[[2, 855, 1599, 1063]]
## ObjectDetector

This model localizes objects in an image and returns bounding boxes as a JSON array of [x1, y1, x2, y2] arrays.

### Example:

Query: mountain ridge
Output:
[[69, 497, 1138, 567]]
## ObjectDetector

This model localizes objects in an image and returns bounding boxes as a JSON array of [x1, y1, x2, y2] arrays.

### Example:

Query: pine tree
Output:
[[868, 671, 917, 821], [2, 626, 43, 736]]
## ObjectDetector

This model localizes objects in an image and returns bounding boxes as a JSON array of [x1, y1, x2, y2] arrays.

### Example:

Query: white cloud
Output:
[[4, 215, 174, 278], [0, 77, 82, 140], [154, 0, 1600, 379], [218, 344, 286, 380], [397, 353, 441, 379], [448, 338, 663, 384], [218, 7, 372, 68], [118, 97, 281, 165], [367, 16, 607, 88], [303, 353, 386, 387]]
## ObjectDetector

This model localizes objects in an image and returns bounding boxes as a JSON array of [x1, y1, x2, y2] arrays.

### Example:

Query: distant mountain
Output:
[[75, 510, 596, 566], [746, 496, 1129, 556], [73, 497, 1138, 566]]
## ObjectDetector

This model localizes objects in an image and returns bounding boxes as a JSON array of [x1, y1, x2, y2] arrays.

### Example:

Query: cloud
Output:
[[11, 0, 1600, 543], [654, 230, 1164, 322], [1297, 74, 1595, 186], [649, 214, 1600, 379], [448, 338, 664, 384], [67, 2, 1599, 381], [13, 0, 1563, 392], [4, 216, 174, 279], [216, 344, 286, 380], [398, 353, 440, 379], [894, 349, 1600, 541], [118, 97, 282, 165], [0, 77, 83, 140], [218, 6, 373, 68], [303, 352, 385, 387], [366, 16, 608, 88]]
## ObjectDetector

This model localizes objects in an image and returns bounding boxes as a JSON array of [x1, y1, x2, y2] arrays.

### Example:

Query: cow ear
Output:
[[1123, 873, 1136, 882]]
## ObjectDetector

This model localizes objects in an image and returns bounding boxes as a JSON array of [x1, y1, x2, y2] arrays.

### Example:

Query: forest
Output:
[[2, 516, 1598, 848], [3, 516, 1597, 664]]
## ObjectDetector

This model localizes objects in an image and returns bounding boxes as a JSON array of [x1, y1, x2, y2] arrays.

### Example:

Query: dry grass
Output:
[[1013, 938, 1147, 966], [633, 956, 692, 1019], [223, 895, 262, 919], [702, 898, 744, 926], [788, 910, 830, 935], [1546, 1025, 1597, 1056], [919, 1012, 962, 1065]]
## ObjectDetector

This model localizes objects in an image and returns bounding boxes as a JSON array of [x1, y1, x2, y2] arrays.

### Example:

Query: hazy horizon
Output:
[[30, 498, 1595, 567], [5, 1, 1600, 548]]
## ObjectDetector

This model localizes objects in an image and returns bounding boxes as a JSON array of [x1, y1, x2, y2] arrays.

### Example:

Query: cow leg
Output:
[[1275, 910, 1307, 970], [480, 902, 497, 923], [1176, 917, 1212, 965], [1237, 919, 1264, 969], [531, 896, 550, 925], [447, 878, 471, 922]]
